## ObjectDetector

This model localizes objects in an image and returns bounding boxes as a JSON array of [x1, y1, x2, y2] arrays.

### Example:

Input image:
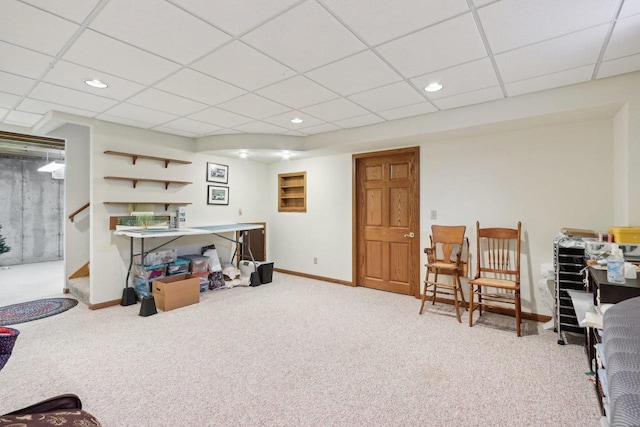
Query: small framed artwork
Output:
[[207, 185, 229, 205], [207, 162, 229, 184]]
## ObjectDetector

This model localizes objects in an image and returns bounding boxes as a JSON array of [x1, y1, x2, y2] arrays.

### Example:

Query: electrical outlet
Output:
[[430, 210, 437, 220], [314, 257, 318, 264]]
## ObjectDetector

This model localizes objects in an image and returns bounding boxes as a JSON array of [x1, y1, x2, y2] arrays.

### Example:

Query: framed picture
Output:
[[207, 185, 229, 205], [207, 162, 229, 184]]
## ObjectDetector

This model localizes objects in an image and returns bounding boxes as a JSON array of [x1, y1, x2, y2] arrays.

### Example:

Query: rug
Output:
[[0, 298, 78, 326]]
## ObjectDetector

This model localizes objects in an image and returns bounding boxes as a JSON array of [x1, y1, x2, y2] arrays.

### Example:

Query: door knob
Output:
[[404, 232, 415, 238]]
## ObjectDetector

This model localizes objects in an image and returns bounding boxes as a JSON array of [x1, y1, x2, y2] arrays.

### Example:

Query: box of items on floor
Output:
[[152, 274, 200, 311]]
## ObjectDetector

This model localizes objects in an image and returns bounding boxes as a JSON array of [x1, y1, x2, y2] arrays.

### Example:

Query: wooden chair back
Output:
[[474, 221, 521, 282], [430, 225, 466, 266]]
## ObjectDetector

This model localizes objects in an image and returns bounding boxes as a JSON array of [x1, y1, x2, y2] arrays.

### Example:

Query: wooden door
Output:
[[353, 147, 420, 296], [236, 222, 266, 263]]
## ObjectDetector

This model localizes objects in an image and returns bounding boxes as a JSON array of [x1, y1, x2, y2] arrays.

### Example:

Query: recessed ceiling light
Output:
[[290, 117, 304, 124], [424, 82, 443, 92], [239, 151, 248, 159], [281, 151, 291, 160], [84, 79, 108, 89]]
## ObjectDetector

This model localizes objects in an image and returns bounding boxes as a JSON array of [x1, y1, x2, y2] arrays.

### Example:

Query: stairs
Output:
[[67, 261, 90, 306], [67, 276, 90, 305]]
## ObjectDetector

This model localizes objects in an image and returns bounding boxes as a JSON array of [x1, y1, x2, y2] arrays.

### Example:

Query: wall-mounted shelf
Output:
[[278, 172, 306, 213], [104, 176, 192, 189], [104, 150, 191, 168], [104, 201, 192, 211]]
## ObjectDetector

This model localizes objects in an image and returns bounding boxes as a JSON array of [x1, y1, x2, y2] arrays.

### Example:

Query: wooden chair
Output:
[[419, 225, 467, 322], [469, 221, 522, 336]]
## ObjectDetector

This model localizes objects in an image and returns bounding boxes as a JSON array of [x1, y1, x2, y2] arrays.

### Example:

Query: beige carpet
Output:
[[0, 273, 601, 426]]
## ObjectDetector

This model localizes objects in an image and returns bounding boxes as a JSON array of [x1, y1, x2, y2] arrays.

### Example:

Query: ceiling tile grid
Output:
[[0, 0, 638, 141]]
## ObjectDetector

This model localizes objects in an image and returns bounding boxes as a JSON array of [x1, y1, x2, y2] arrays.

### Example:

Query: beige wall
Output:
[[11, 70, 640, 315]]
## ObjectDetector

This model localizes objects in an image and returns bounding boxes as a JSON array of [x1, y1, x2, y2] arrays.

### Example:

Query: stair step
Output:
[[67, 276, 90, 306]]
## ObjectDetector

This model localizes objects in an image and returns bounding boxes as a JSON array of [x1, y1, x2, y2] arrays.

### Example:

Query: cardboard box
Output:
[[152, 274, 200, 311], [609, 226, 640, 244]]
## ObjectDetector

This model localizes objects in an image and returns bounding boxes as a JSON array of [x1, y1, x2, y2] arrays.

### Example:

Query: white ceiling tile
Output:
[[495, 25, 608, 83], [187, 107, 253, 128], [376, 13, 486, 78], [333, 114, 385, 129], [301, 98, 369, 122], [506, 65, 594, 97], [128, 88, 208, 116], [242, 1, 366, 72], [90, 0, 230, 64], [209, 129, 242, 135], [160, 118, 222, 135], [17, 98, 97, 118], [95, 114, 155, 129], [256, 76, 338, 109], [0, 71, 34, 96], [102, 103, 178, 126], [5, 110, 43, 126], [217, 94, 290, 120], [191, 41, 296, 91], [299, 123, 342, 134], [306, 50, 402, 96], [619, 1, 640, 18], [479, 0, 618, 54], [0, 41, 53, 79], [598, 53, 640, 79], [322, 0, 469, 45], [603, 14, 640, 61], [431, 86, 503, 110], [377, 102, 438, 120], [43, 60, 145, 100], [151, 126, 198, 138], [348, 81, 425, 112], [232, 121, 288, 134], [156, 68, 246, 105], [171, 0, 300, 36], [0, 108, 8, 119], [472, 0, 495, 7], [29, 82, 118, 112], [410, 58, 499, 100], [22, 0, 100, 24], [263, 111, 326, 130], [0, 92, 20, 109], [0, 1, 78, 56], [63, 30, 181, 85]]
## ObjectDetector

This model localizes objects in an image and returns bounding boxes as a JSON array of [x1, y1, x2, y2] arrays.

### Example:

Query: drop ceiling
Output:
[[0, 0, 639, 140]]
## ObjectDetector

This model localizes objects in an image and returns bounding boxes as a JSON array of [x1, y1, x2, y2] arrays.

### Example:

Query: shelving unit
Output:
[[104, 150, 191, 168], [554, 235, 588, 345], [103, 201, 192, 210], [104, 176, 192, 189], [278, 172, 306, 213]]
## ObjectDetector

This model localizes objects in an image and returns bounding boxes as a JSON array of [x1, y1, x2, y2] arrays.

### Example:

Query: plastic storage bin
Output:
[[133, 264, 166, 280], [178, 255, 209, 274], [609, 226, 640, 244], [166, 259, 189, 276], [133, 248, 177, 266]]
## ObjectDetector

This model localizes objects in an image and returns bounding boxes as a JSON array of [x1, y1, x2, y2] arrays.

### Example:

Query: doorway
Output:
[[353, 147, 420, 296]]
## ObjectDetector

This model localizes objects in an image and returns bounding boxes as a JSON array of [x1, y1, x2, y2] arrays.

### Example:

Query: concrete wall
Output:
[[0, 155, 64, 265]]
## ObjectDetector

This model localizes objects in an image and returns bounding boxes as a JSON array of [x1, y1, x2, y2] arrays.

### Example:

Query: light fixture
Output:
[[424, 82, 443, 92], [290, 117, 304, 124], [37, 161, 65, 172], [239, 150, 248, 159], [281, 151, 291, 160], [84, 79, 108, 89]]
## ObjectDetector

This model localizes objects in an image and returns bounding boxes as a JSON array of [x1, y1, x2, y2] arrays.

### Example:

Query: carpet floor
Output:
[[0, 273, 601, 426]]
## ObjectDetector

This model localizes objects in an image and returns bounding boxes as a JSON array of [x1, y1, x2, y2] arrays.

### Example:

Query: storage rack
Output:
[[554, 234, 589, 345]]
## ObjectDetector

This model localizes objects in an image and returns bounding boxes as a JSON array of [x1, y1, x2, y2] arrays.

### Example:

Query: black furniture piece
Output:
[[1, 394, 101, 426], [554, 234, 591, 344]]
